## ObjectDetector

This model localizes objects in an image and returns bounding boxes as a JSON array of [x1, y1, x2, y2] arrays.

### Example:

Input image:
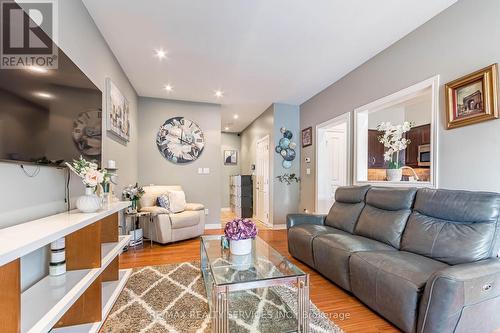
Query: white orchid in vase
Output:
[[377, 121, 413, 169]]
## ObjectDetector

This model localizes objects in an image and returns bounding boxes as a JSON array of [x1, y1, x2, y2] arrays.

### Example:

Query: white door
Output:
[[255, 136, 270, 225], [316, 114, 350, 214]]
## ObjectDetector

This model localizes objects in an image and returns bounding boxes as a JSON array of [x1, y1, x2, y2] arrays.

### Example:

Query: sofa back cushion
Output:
[[402, 188, 500, 265], [140, 185, 183, 207], [355, 187, 417, 248], [325, 185, 370, 233]]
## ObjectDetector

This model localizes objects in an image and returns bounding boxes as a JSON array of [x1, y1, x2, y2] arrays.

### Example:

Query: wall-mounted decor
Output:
[[275, 127, 297, 169], [72, 109, 102, 160], [106, 78, 130, 142], [445, 64, 498, 129], [302, 127, 312, 147], [224, 150, 238, 165], [156, 117, 205, 164]]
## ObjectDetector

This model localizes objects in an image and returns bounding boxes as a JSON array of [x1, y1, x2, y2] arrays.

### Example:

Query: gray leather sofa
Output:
[[287, 186, 500, 333]]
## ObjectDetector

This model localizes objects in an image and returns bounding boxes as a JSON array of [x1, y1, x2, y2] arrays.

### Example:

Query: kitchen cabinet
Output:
[[368, 130, 386, 168], [405, 124, 431, 168]]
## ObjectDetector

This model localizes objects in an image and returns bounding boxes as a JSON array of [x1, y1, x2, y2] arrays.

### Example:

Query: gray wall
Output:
[[221, 133, 241, 208], [137, 97, 221, 226], [240, 103, 300, 226], [273, 104, 301, 226], [1, 0, 138, 290], [300, 0, 500, 212]]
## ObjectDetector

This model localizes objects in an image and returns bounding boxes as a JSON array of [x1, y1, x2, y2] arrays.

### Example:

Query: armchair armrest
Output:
[[140, 206, 170, 214], [286, 213, 326, 229], [418, 258, 500, 333], [185, 203, 205, 211]]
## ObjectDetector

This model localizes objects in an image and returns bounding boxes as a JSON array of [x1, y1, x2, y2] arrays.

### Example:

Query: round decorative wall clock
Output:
[[72, 109, 102, 158], [156, 117, 205, 163]]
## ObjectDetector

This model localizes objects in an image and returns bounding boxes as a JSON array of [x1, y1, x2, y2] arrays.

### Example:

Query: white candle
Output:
[[108, 160, 116, 169]]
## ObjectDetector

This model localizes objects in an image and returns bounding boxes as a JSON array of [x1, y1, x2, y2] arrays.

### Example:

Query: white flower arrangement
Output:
[[66, 156, 109, 188], [377, 121, 413, 169]]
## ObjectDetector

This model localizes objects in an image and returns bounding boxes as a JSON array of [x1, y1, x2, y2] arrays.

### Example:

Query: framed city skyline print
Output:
[[106, 78, 130, 142], [445, 64, 498, 129]]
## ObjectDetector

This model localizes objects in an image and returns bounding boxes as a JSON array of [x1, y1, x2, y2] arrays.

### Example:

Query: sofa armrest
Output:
[[418, 258, 500, 333], [185, 203, 205, 211], [286, 213, 326, 229], [140, 206, 170, 214]]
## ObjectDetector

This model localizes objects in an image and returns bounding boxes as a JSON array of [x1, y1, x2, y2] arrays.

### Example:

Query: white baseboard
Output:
[[272, 224, 287, 230], [220, 207, 231, 212], [205, 223, 222, 230]]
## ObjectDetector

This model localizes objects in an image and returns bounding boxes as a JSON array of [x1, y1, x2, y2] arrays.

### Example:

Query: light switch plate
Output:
[[306, 168, 311, 175], [204, 208, 209, 215], [198, 168, 203, 174], [203, 167, 210, 174]]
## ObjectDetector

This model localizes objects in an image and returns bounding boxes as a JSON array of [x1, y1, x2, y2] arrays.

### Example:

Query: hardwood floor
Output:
[[120, 227, 399, 333]]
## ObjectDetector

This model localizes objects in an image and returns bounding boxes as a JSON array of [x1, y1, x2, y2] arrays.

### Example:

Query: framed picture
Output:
[[445, 64, 498, 129], [106, 78, 130, 142], [224, 150, 238, 165], [302, 127, 312, 147]]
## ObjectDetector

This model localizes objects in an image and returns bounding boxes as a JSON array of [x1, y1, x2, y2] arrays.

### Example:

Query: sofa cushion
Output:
[[350, 251, 448, 333], [169, 210, 200, 229], [401, 188, 500, 265], [140, 185, 183, 207], [355, 187, 417, 248], [313, 233, 395, 291], [325, 185, 370, 233], [167, 190, 186, 213], [288, 225, 348, 267]]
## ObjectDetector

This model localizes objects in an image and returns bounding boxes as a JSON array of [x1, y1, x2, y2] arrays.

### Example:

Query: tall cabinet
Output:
[[229, 175, 253, 218]]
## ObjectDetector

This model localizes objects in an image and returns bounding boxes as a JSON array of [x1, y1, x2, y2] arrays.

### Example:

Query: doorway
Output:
[[255, 135, 270, 226], [315, 113, 351, 214]]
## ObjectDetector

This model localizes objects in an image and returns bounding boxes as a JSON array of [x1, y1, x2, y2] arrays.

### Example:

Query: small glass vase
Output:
[[131, 198, 138, 212], [76, 187, 102, 213]]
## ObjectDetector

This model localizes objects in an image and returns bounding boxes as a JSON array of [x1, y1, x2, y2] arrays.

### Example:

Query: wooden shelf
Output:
[[0, 202, 130, 267], [21, 236, 130, 333], [51, 269, 132, 333]]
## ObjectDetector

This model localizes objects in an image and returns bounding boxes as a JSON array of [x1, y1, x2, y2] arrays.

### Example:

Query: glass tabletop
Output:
[[200, 235, 305, 286]]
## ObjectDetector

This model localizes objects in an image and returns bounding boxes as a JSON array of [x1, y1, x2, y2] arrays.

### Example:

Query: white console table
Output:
[[0, 202, 131, 333]]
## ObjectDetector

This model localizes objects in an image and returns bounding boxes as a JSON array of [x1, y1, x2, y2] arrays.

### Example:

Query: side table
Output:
[[124, 211, 154, 249]]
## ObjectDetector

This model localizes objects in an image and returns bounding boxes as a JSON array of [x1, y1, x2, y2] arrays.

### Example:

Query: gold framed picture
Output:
[[445, 64, 498, 129]]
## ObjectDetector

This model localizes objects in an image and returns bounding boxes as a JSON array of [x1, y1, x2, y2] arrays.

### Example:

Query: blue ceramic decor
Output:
[[275, 127, 297, 169]]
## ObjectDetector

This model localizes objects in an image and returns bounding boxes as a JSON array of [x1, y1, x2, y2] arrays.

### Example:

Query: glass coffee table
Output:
[[200, 235, 309, 333]]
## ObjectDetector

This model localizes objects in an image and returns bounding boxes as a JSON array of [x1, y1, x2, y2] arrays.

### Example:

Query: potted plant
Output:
[[224, 218, 258, 255], [66, 156, 105, 213], [122, 183, 145, 213], [377, 121, 413, 181]]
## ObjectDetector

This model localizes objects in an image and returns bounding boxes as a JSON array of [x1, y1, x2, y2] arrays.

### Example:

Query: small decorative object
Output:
[[275, 127, 297, 169], [156, 117, 205, 163], [224, 150, 238, 165], [276, 173, 300, 185], [220, 236, 229, 249], [224, 218, 257, 255], [377, 122, 413, 181], [49, 238, 66, 276], [302, 127, 312, 147], [122, 183, 145, 213], [445, 64, 498, 129], [106, 78, 130, 142], [72, 109, 102, 160], [107, 160, 116, 169], [66, 156, 105, 213]]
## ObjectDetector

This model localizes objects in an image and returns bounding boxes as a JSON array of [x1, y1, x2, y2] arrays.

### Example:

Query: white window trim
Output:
[[353, 75, 440, 188]]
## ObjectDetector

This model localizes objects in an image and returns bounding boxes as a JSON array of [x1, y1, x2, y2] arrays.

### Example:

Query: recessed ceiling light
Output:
[[214, 90, 224, 98], [164, 84, 173, 92], [155, 49, 167, 60], [233, 114, 239, 119], [224, 127, 229, 131], [34, 91, 53, 99], [26, 66, 48, 74]]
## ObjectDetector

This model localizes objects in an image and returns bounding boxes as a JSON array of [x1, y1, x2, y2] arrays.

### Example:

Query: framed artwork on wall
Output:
[[302, 127, 312, 147], [106, 78, 130, 142], [224, 150, 238, 165], [445, 63, 498, 129]]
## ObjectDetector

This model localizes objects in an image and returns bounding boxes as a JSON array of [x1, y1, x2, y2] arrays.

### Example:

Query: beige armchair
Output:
[[139, 185, 205, 244]]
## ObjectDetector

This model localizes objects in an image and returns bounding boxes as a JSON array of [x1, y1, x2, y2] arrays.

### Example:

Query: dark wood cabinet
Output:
[[368, 130, 386, 168], [405, 124, 431, 168]]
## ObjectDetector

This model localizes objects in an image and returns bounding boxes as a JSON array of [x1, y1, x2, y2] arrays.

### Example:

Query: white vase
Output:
[[386, 168, 403, 182], [230, 238, 252, 255], [76, 187, 102, 213]]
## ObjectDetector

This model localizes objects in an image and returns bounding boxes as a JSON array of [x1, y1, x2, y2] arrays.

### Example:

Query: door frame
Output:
[[255, 135, 270, 226], [315, 112, 352, 213]]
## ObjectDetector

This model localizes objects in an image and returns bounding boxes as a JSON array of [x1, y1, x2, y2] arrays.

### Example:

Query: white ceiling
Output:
[[82, 0, 456, 132]]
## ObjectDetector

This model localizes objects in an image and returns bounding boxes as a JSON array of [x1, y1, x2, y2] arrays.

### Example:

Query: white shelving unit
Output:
[[0, 202, 131, 333]]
